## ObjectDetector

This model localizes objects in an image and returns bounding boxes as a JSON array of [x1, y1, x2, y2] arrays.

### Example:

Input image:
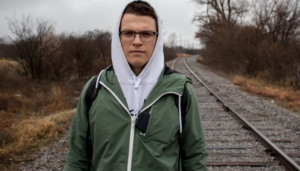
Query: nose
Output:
[[132, 34, 142, 45]]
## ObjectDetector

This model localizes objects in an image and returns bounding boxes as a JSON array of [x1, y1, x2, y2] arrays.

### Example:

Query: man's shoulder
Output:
[[163, 64, 193, 84]]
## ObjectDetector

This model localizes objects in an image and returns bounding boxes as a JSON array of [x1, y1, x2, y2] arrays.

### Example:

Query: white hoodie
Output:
[[111, 6, 164, 117]]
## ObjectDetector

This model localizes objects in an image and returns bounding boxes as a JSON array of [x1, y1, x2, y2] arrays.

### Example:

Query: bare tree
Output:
[[4, 15, 58, 80], [89, 30, 112, 66], [65, 32, 96, 78], [254, 0, 300, 45], [193, 0, 248, 26], [193, 0, 249, 73], [252, 0, 300, 82], [193, 0, 300, 86], [193, 0, 249, 49]]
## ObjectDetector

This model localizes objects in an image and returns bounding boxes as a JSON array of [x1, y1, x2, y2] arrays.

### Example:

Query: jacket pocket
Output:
[[138, 105, 155, 138], [139, 96, 179, 144]]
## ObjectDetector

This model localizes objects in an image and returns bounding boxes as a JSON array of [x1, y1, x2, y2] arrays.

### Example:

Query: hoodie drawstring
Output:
[[133, 76, 142, 118]]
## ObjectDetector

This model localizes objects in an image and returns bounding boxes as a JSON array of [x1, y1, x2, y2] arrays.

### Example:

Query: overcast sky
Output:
[[0, 0, 204, 48]]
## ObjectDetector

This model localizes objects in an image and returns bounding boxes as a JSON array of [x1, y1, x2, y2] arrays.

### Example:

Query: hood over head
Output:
[[111, 1, 164, 116], [111, 2, 164, 84]]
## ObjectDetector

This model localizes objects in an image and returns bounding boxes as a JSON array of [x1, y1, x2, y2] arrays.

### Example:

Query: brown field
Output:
[[0, 59, 19, 67], [0, 62, 82, 170], [196, 56, 300, 113], [233, 75, 300, 112], [176, 53, 190, 58]]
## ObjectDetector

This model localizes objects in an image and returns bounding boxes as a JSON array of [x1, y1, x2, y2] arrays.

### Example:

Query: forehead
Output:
[[120, 13, 157, 32]]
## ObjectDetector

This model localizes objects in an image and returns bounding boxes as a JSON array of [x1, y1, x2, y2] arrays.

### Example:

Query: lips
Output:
[[130, 50, 145, 54]]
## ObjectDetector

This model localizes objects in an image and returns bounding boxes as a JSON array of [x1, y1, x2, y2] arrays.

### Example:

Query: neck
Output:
[[131, 66, 143, 76]]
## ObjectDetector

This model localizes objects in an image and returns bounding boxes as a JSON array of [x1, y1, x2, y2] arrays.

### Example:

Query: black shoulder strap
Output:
[[174, 82, 188, 128], [85, 65, 113, 112], [177, 82, 189, 171], [164, 64, 180, 75], [85, 76, 101, 113], [84, 75, 102, 171], [164, 64, 189, 128], [84, 66, 113, 170], [181, 82, 188, 128]]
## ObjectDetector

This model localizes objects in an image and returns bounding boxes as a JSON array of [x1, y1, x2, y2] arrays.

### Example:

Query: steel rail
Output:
[[181, 57, 300, 171], [171, 58, 180, 70]]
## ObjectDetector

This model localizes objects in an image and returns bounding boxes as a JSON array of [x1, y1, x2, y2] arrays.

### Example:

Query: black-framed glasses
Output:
[[119, 31, 158, 42]]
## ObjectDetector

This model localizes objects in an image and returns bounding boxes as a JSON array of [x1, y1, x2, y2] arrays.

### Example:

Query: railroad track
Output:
[[169, 56, 300, 171]]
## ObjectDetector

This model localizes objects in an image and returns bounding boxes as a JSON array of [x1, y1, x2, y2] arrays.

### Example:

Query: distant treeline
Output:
[[194, 0, 300, 87], [0, 15, 112, 81], [164, 46, 199, 62], [0, 15, 197, 81]]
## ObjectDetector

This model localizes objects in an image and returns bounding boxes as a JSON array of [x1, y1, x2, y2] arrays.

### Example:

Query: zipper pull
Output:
[[132, 119, 136, 128]]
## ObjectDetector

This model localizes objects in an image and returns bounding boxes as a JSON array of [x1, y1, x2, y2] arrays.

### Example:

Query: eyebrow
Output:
[[120, 29, 155, 32]]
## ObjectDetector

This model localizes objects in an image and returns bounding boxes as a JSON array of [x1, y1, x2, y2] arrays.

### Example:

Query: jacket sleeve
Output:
[[180, 83, 207, 171], [64, 77, 95, 171]]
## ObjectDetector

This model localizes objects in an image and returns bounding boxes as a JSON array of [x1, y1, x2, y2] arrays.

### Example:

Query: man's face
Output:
[[120, 13, 157, 69]]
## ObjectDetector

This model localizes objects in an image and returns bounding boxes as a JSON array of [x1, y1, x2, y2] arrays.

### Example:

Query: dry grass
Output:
[[233, 75, 300, 112], [0, 109, 75, 169], [6, 109, 75, 150], [0, 64, 80, 170], [0, 59, 19, 68], [176, 53, 190, 58], [0, 82, 74, 129], [197, 56, 204, 63]]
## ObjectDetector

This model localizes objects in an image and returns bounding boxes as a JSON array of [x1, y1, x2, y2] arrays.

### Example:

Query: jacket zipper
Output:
[[127, 118, 136, 171], [100, 81, 180, 171], [100, 81, 136, 171]]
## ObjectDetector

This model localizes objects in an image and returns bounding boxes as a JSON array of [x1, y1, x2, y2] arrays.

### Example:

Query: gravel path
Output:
[[18, 132, 69, 171], [18, 56, 300, 170]]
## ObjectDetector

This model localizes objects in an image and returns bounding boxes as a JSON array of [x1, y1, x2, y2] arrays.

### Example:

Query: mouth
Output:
[[130, 50, 145, 54]]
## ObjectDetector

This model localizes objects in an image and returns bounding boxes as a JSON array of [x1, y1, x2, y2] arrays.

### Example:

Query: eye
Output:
[[123, 31, 134, 36], [141, 32, 152, 37]]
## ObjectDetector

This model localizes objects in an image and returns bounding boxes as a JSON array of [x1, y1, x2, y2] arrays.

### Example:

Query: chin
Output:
[[127, 56, 149, 68], [128, 60, 147, 68]]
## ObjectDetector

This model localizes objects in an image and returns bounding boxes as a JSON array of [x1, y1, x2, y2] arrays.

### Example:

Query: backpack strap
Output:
[[164, 64, 180, 75], [177, 83, 189, 171], [164, 64, 189, 171], [84, 70, 104, 171], [85, 77, 100, 112], [181, 83, 188, 128], [164, 64, 189, 128], [177, 82, 189, 134]]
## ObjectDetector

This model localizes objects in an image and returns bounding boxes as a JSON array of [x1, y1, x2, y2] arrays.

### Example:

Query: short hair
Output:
[[122, 1, 158, 31]]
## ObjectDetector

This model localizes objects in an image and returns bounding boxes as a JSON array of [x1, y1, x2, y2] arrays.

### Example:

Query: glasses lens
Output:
[[121, 31, 135, 41], [140, 31, 154, 42]]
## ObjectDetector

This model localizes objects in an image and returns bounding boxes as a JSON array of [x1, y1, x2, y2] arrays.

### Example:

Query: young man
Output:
[[64, 1, 207, 171]]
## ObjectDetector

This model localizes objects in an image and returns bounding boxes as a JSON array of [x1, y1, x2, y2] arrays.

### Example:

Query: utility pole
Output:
[[180, 35, 182, 53], [180, 35, 181, 47]]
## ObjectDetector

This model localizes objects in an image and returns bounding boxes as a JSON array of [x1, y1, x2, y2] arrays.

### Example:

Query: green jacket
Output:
[[65, 66, 207, 171]]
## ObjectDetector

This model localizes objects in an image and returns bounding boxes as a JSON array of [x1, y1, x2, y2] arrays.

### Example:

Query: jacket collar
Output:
[[100, 65, 192, 112]]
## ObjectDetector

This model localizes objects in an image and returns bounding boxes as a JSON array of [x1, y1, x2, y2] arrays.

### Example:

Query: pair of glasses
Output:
[[119, 31, 158, 42]]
